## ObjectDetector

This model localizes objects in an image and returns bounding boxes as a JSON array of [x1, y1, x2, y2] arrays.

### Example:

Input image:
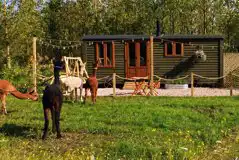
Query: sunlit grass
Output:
[[0, 96, 239, 159]]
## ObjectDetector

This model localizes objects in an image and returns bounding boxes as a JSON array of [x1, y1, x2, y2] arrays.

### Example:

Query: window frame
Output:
[[95, 41, 115, 68], [164, 42, 184, 57]]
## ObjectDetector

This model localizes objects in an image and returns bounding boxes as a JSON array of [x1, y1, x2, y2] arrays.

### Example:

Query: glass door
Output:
[[125, 41, 149, 78]]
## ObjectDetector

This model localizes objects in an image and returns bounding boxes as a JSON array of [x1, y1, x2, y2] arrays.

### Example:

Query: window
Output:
[[95, 42, 115, 68], [129, 43, 136, 66], [164, 42, 184, 56], [140, 42, 147, 66]]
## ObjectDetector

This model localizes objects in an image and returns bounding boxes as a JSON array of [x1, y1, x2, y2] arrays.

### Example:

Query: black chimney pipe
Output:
[[156, 20, 160, 37]]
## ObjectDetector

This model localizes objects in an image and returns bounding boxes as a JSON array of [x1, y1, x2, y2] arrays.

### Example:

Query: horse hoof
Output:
[[42, 131, 48, 140], [42, 135, 47, 140], [57, 134, 62, 139], [2, 112, 7, 115]]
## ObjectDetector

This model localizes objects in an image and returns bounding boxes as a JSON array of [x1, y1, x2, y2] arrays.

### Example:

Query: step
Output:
[[123, 82, 136, 90]]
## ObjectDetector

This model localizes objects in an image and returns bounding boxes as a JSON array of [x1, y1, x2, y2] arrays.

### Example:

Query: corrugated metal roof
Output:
[[82, 34, 224, 41]]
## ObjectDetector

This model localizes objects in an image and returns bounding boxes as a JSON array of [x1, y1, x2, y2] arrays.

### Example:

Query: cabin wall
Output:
[[154, 39, 222, 85], [83, 38, 222, 86]]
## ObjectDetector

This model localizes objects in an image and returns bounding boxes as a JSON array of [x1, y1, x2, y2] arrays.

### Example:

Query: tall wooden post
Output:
[[191, 72, 194, 97], [76, 60, 80, 77], [113, 73, 116, 97], [33, 37, 37, 92], [4, 0, 11, 68], [230, 72, 233, 96], [150, 36, 154, 95]]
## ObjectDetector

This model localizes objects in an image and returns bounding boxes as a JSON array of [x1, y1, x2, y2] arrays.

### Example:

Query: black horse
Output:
[[42, 51, 64, 140]]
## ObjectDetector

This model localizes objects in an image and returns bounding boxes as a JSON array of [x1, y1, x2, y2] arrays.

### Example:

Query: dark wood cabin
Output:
[[82, 35, 224, 87]]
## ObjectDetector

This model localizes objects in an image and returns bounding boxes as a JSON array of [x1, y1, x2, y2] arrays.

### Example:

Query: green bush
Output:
[[0, 59, 54, 93], [0, 65, 33, 92]]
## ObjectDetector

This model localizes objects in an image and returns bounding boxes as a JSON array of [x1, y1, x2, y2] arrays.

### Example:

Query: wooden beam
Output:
[[219, 40, 224, 87], [150, 36, 154, 95], [4, 0, 11, 68], [125, 43, 129, 78], [191, 72, 194, 97], [230, 72, 233, 96], [147, 41, 151, 77], [32, 37, 37, 92], [112, 42, 115, 68], [95, 43, 99, 61], [113, 73, 116, 97], [181, 43, 184, 56], [164, 43, 167, 56], [136, 42, 140, 76], [104, 43, 107, 66], [172, 42, 176, 56], [76, 60, 79, 77]]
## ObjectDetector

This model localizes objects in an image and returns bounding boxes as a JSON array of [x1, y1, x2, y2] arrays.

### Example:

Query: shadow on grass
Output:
[[5, 109, 18, 114], [0, 123, 38, 138], [63, 100, 84, 105]]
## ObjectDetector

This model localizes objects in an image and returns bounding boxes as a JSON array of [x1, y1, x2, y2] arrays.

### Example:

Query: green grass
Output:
[[1, 96, 239, 159]]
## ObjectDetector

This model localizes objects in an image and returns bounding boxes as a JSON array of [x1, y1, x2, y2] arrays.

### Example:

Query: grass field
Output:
[[1, 96, 239, 159]]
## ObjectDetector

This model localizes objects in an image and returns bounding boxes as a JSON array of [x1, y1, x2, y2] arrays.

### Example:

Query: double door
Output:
[[125, 41, 150, 78]]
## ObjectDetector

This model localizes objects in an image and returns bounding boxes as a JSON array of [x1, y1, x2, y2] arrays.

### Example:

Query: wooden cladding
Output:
[[95, 42, 115, 68], [164, 42, 184, 57]]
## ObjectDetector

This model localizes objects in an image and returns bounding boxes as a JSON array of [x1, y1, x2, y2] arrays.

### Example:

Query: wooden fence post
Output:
[[113, 73, 116, 97], [230, 72, 233, 96], [191, 72, 194, 97], [150, 36, 154, 95], [32, 37, 37, 92]]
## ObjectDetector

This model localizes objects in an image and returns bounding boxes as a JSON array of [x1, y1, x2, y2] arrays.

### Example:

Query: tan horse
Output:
[[0, 80, 38, 114], [60, 62, 88, 102]]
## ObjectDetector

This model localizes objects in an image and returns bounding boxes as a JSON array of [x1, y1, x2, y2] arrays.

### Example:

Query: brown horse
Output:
[[84, 60, 99, 104], [0, 80, 38, 114]]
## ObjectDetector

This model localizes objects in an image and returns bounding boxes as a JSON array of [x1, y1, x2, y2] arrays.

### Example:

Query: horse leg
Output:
[[84, 88, 88, 104], [80, 86, 83, 102], [92, 88, 98, 104], [0, 94, 3, 114], [94, 88, 98, 103], [90, 88, 94, 104], [55, 110, 61, 138], [42, 108, 50, 140], [51, 108, 56, 133], [55, 100, 62, 138]]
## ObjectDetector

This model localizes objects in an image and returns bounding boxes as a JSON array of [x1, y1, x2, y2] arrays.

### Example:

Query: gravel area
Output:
[[83, 88, 239, 97]]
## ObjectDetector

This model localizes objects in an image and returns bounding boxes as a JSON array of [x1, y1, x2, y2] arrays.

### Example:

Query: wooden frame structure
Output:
[[63, 56, 88, 78]]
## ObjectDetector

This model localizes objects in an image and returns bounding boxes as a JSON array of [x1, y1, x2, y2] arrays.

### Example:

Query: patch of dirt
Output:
[[197, 127, 239, 160], [31, 131, 115, 154]]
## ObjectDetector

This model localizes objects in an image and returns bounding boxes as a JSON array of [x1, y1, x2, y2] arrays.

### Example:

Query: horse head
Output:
[[27, 88, 39, 101], [93, 60, 100, 70]]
